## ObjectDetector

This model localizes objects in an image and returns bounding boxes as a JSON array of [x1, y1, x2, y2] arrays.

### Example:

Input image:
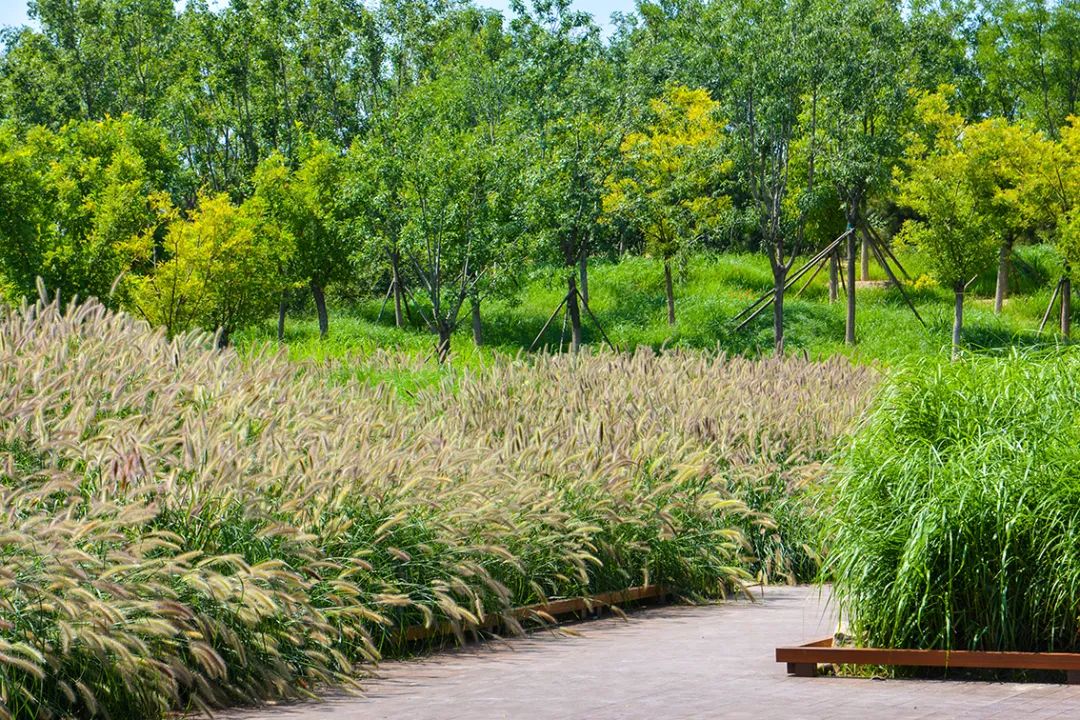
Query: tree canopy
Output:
[[3, 0, 1080, 356]]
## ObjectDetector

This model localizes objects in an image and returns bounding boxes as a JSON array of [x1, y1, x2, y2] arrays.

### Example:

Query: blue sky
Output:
[[0, 0, 635, 32]]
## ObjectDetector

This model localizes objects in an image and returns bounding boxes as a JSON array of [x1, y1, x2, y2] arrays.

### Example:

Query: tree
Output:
[[602, 84, 729, 325], [817, 0, 910, 345], [1035, 117, 1080, 334], [343, 8, 526, 350], [0, 116, 177, 306], [344, 126, 410, 328], [720, 0, 821, 354], [131, 192, 291, 345], [897, 112, 1002, 358], [252, 136, 352, 339], [386, 76, 519, 362], [973, 0, 1080, 137], [905, 89, 1050, 314], [0, 0, 180, 125], [510, 0, 617, 353], [965, 121, 1048, 314]]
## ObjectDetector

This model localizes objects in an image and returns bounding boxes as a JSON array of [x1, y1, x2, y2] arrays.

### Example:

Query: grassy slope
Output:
[[237, 247, 1066, 374]]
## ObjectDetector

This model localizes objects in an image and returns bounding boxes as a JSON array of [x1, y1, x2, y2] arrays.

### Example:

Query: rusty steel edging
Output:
[[777, 636, 1080, 683]]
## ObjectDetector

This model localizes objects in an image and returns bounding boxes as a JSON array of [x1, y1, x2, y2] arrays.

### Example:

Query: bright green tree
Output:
[[131, 192, 292, 345], [510, 0, 617, 352], [252, 136, 352, 339], [897, 102, 1005, 358], [0, 116, 176, 306], [906, 89, 1053, 312], [603, 84, 729, 325]]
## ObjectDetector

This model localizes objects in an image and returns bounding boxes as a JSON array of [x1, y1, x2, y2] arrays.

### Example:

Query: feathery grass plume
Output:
[[0, 297, 872, 719]]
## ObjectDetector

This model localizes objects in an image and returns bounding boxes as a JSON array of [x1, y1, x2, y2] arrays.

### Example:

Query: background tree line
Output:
[[2, 0, 1080, 358]]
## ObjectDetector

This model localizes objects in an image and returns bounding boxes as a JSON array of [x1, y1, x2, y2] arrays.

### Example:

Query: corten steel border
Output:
[[397, 584, 669, 643], [777, 636, 1080, 684]]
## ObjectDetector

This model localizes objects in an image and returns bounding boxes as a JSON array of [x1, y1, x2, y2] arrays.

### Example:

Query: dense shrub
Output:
[[0, 298, 872, 718], [827, 350, 1080, 654]]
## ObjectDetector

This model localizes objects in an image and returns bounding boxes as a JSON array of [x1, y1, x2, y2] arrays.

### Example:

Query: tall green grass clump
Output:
[[827, 349, 1080, 653], [0, 297, 873, 719]]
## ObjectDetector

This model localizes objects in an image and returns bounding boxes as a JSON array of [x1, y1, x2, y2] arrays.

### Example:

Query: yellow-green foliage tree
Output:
[[0, 117, 176, 305], [1034, 118, 1080, 334], [1053, 120, 1080, 256], [131, 193, 292, 346], [897, 92, 1034, 358], [603, 85, 729, 325], [902, 90, 1050, 315]]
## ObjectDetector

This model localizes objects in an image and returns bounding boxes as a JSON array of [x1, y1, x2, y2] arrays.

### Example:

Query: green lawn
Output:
[[235, 247, 1068, 373]]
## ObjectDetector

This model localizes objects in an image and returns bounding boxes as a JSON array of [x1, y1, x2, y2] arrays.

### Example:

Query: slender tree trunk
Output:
[[391, 251, 404, 327], [567, 274, 582, 354], [471, 296, 483, 346], [773, 264, 787, 355], [436, 325, 452, 363], [311, 280, 328, 339], [216, 328, 229, 350], [994, 240, 1012, 315], [664, 260, 676, 326], [829, 251, 839, 303], [952, 284, 964, 360], [579, 251, 589, 305], [277, 292, 287, 342], [845, 225, 857, 345], [1062, 276, 1072, 339], [860, 235, 870, 281]]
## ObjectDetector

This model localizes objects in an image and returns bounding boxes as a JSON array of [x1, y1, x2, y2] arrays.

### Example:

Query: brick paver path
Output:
[[220, 585, 1080, 719]]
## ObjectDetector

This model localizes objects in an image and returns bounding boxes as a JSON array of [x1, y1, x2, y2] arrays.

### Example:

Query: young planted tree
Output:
[[131, 192, 292, 345], [722, 0, 819, 354], [602, 84, 729, 326], [1036, 118, 1080, 335], [510, 0, 616, 352], [344, 124, 411, 328], [376, 69, 518, 362], [907, 89, 1050, 315], [817, 0, 909, 345], [897, 128, 1001, 358], [252, 137, 352, 339], [435, 9, 526, 347], [970, 123, 1048, 314]]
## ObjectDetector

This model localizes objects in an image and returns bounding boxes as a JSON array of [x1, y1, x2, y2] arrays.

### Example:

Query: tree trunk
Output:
[[1062, 276, 1072, 339], [664, 260, 676, 326], [952, 284, 964, 360], [845, 226, 857, 345], [436, 326, 452, 363], [471, 296, 483, 346], [567, 274, 582, 354], [579, 251, 589, 305], [277, 292, 287, 342], [311, 280, 328, 339], [994, 240, 1011, 315], [860, 235, 870, 281], [773, 264, 787, 355], [829, 251, 839, 303], [391, 251, 404, 327], [216, 328, 229, 350]]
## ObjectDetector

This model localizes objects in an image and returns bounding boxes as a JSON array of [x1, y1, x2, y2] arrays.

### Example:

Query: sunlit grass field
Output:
[[237, 247, 1068, 379]]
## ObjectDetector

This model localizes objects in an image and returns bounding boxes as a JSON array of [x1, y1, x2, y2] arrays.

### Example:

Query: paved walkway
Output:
[[221, 586, 1080, 719]]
